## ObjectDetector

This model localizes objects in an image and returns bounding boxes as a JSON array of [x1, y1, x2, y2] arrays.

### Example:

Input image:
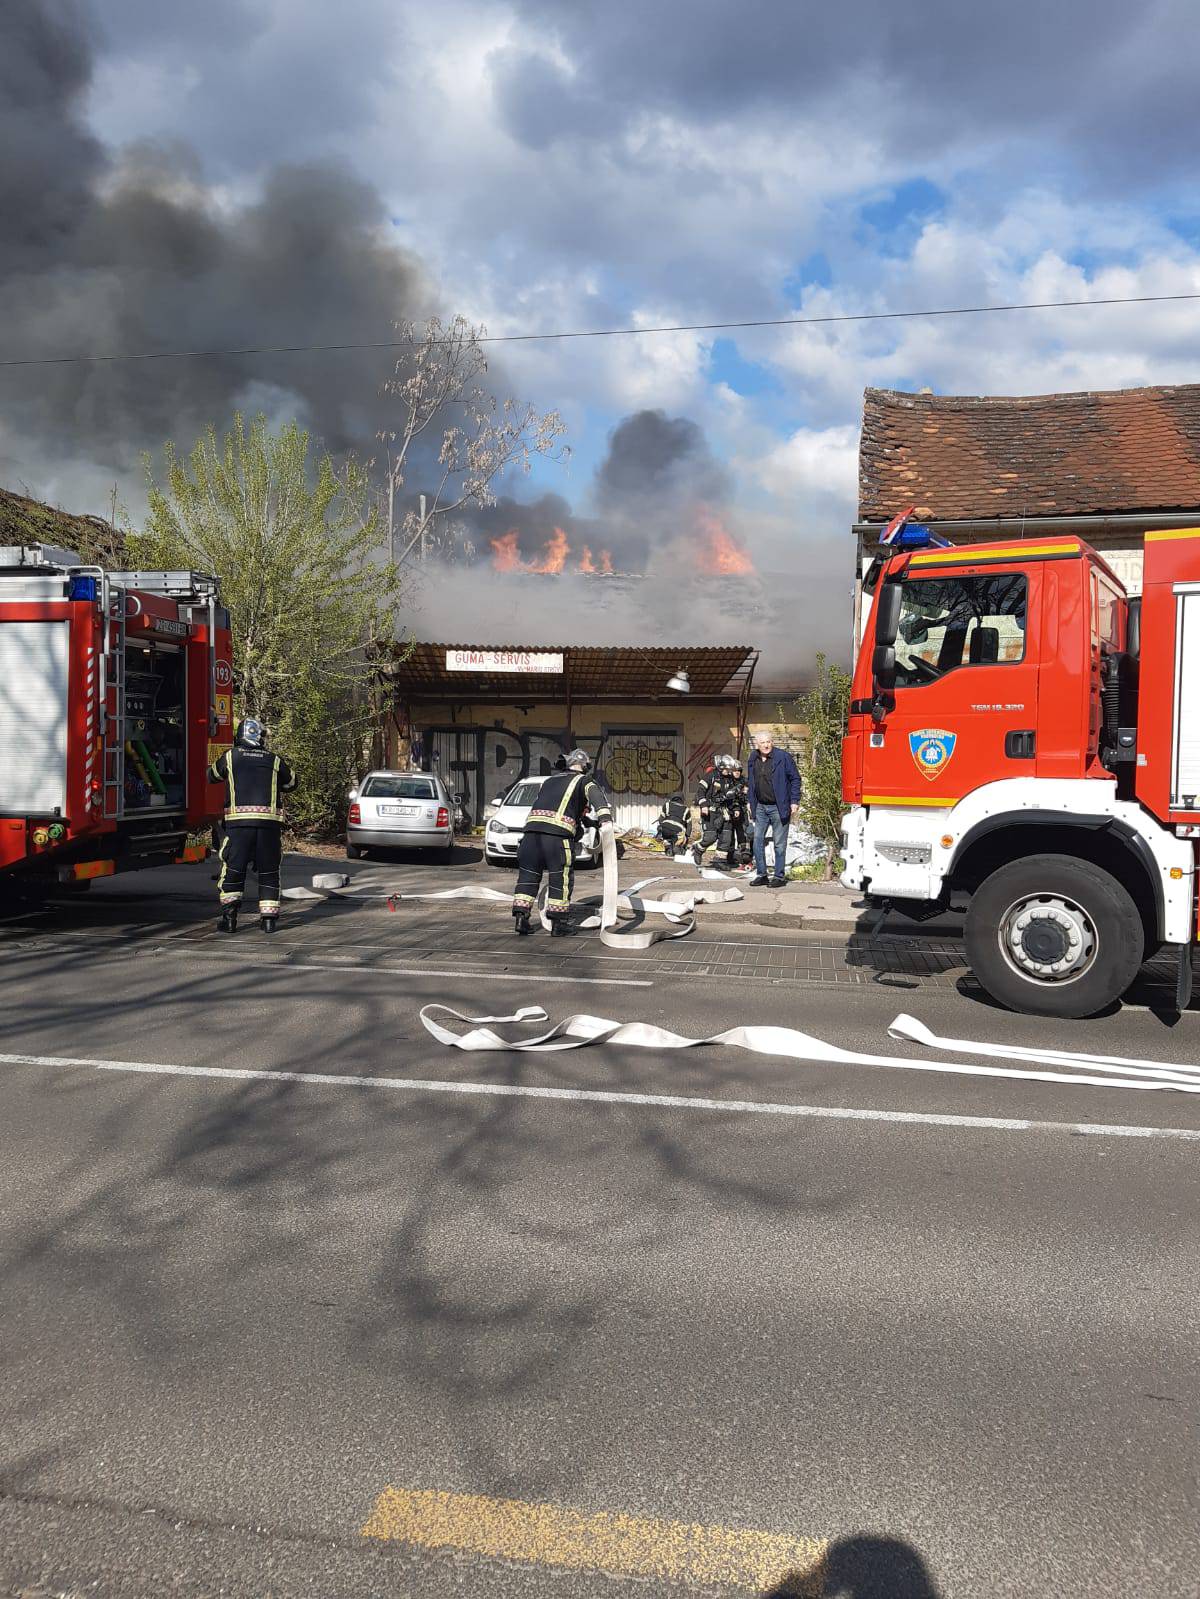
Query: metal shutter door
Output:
[[0, 620, 70, 815], [598, 729, 686, 833]]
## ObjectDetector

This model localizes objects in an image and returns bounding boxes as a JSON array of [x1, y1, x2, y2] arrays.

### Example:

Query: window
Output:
[[506, 780, 544, 808], [363, 775, 437, 799], [893, 573, 1027, 688]]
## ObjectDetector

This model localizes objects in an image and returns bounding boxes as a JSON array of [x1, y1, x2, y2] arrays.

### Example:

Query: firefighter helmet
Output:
[[564, 747, 592, 772], [235, 717, 267, 750], [716, 753, 737, 770]]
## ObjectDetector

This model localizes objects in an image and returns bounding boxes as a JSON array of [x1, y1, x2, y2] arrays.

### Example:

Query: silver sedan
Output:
[[346, 770, 456, 859]]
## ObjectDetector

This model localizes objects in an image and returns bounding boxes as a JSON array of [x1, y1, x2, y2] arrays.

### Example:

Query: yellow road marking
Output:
[[361, 1486, 827, 1594]]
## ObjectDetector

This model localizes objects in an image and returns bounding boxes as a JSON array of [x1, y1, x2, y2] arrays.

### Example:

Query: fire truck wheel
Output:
[[966, 854, 1144, 1019]]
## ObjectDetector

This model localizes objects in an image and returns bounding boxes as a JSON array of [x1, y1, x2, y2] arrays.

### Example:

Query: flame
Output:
[[694, 508, 754, 575], [489, 527, 615, 574], [527, 526, 570, 573], [489, 531, 522, 571]]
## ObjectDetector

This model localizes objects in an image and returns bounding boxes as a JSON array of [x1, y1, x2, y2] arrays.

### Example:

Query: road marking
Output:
[[3, 1049, 1199, 1139], [360, 1486, 826, 1593]]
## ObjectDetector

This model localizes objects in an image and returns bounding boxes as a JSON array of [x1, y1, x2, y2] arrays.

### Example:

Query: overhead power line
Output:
[[1, 289, 1198, 370]]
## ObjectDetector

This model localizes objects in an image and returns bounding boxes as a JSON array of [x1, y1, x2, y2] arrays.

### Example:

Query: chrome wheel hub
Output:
[[999, 894, 1097, 984]]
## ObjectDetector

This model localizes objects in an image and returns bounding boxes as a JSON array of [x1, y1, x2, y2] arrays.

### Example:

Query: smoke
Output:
[[409, 407, 850, 680], [0, 0, 425, 503]]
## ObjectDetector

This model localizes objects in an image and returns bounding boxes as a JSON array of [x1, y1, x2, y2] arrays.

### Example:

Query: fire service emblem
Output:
[[909, 728, 957, 780]]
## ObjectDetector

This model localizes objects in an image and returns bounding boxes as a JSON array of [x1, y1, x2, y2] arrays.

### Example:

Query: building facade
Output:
[[382, 644, 762, 831]]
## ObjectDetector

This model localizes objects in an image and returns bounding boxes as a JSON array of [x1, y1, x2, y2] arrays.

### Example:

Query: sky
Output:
[[3, 0, 1200, 670]]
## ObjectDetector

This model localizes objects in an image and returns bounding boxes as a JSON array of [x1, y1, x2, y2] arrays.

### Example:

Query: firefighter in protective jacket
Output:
[[693, 754, 749, 868], [512, 749, 613, 936], [207, 718, 296, 934]]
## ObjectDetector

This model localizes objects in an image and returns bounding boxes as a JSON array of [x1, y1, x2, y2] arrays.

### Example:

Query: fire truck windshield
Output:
[[893, 573, 1027, 687]]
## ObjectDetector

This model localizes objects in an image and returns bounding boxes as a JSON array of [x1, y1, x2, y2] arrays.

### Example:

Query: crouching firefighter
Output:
[[654, 793, 691, 857], [207, 718, 296, 934], [512, 749, 613, 937]]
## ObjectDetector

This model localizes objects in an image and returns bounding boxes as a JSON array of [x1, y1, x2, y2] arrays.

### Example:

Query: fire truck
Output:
[[841, 522, 1200, 1017], [0, 542, 233, 899]]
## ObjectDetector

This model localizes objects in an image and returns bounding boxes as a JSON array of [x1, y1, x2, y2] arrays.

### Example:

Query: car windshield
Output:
[[505, 780, 544, 808], [362, 775, 437, 800]]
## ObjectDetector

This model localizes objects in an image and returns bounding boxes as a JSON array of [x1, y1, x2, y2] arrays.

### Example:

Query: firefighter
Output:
[[693, 754, 745, 869], [725, 756, 752, 867], [207, 717, 296, 934], [654, 793, 691, 856], [512, 749, 613, 936]]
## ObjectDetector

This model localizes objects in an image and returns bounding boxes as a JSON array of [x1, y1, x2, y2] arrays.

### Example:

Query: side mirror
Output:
[[874, 581, 902, 647], [492, 794, 506, 807], [348, 788, 359, 802], [871, 644, 897, 720], [453, 792, 464, 805]]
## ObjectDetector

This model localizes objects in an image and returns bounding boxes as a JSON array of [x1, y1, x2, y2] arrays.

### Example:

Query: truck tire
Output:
[[965, 853, 1144, 1018]]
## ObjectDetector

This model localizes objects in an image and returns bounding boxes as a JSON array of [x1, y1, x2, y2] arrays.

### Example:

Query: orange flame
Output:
[[694, 508, 754, 575], [527, 526, 569, 573], [489, 530, 522, 571], [489, 527, 615, 574]]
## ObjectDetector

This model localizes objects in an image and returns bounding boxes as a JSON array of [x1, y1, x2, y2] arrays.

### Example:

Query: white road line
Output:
[[1, 1050, 1198, 1140]]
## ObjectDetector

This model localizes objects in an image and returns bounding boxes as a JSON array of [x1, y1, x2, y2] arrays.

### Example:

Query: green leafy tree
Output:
[[136, 414, 402, 835], [794, 652, 852, 878]]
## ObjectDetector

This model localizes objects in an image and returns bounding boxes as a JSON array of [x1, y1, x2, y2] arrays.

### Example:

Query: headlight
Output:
[[489, 820, 507, 834]]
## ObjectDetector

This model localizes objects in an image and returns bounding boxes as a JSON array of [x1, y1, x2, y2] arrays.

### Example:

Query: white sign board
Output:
[[445, 649, 564, 674], [0, 619, 69, 815]]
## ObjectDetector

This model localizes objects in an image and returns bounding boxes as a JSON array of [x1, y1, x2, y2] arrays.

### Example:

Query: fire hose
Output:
[[391, 822, 743, 949], [417, 1002, 1200, 1092]]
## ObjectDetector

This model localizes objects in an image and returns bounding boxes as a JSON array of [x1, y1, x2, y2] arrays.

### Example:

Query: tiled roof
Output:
[[0, 486, 118, 555], [859, 384, 1200, 522]]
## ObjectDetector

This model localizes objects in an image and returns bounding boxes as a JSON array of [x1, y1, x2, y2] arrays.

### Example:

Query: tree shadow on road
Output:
[[0, 924, 856, 1506]]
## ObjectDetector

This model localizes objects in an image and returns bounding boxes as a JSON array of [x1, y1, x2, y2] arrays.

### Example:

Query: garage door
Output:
[[597, 728, 685, 833]]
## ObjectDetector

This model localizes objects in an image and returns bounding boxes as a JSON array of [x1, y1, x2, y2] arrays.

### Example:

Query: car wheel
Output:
[[965, 853, 1143, 1018], [345, 843, 363, 860]]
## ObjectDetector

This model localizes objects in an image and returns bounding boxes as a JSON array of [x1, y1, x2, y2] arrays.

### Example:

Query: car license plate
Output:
[[380, 804, 420, 816]]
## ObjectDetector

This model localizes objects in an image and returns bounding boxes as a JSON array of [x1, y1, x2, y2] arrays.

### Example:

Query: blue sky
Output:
[[4, 0, 1200, 626]]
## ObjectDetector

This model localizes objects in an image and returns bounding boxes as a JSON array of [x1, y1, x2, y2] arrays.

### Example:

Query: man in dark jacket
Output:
[[512, 749, 613, 936], [746, 731, 802, 887], [207, 717, 296, 933]]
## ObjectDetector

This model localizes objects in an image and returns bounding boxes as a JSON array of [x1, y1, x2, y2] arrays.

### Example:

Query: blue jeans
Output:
[[752, 804, 788, 881]]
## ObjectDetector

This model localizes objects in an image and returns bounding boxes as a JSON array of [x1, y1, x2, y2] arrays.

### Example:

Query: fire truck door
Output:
[[864, 565, 1040, 806]]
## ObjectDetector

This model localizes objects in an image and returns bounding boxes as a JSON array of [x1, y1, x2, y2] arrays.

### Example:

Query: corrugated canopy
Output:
[[388, 643, 758, 701]]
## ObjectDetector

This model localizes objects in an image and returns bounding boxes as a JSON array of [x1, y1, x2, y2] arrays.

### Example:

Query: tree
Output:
[[136, 414, 401, 835], [794, 652, 852, 878], [378, 315, 568, 561]]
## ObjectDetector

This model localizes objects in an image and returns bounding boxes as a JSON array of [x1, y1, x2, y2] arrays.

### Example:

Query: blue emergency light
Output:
[[68, 575, 98, 601], [883, 523, 953, 552]]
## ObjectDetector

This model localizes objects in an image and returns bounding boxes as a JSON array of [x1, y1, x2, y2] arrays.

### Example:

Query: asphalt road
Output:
[[1, 856, 1198, 1597]]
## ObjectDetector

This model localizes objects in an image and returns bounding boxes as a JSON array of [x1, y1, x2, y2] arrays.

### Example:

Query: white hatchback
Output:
[[484, 776, 603, 868]]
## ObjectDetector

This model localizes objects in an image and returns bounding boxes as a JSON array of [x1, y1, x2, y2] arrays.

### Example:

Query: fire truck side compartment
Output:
[[0, 619, 69, 815]]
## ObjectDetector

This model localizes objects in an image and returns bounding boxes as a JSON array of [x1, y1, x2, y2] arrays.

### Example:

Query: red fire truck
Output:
[[0, 542, 233, 898], [842, 524, 1200, 1017]]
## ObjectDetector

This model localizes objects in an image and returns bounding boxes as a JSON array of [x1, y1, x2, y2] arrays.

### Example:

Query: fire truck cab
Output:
[[0, 543, 233, 898], [842, 526, 1200, 1016]]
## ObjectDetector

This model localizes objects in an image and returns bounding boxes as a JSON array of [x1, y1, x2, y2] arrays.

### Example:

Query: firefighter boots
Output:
[[260, 914, 278, 934], [218, 906, 238, 934], [513, 908, 531, 936], [550, 916, 574, 938]]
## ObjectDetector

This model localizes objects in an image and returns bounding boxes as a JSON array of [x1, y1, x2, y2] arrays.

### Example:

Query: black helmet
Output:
[[235, 717, 266, 750]]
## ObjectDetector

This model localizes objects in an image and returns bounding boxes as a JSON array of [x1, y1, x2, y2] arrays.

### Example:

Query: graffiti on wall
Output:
[[424, 724, 689, 822]]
